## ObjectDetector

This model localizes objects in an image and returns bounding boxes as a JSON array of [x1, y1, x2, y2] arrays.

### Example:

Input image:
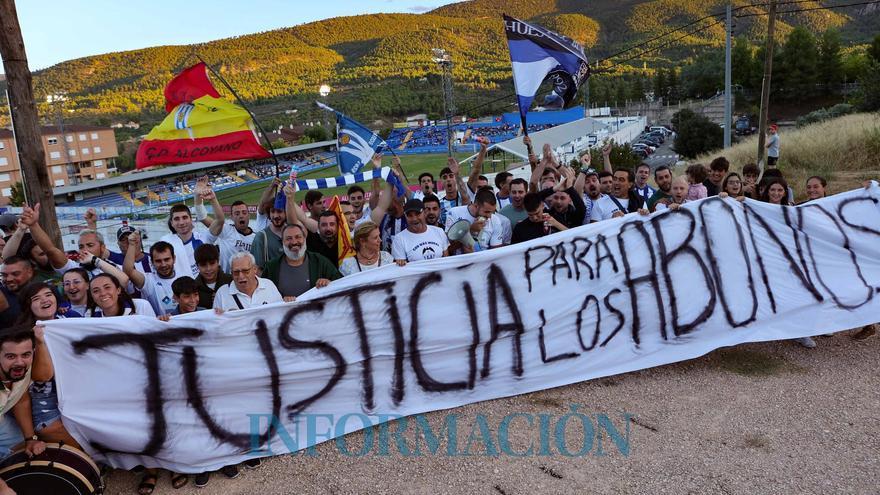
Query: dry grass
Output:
[[696, 113, 880, 201]]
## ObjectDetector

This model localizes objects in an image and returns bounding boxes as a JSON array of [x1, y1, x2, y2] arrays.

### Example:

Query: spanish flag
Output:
[[329, 195, 355, 264], [136, 63, 271, 169]]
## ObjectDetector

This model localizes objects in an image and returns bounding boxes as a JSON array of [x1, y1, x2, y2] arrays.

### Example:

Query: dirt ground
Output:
[[104, 328, 878, 495]]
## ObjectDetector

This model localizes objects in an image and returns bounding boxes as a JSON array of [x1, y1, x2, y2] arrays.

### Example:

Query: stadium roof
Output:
[[53, 140, 336, 195], [459, 117, 610, 164]]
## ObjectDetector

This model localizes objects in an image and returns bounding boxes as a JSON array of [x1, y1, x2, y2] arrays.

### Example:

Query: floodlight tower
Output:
[[432, 48, 455, 157]]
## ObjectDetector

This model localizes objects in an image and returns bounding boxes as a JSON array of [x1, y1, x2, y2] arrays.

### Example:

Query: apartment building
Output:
[[0, 125, 118, 204]]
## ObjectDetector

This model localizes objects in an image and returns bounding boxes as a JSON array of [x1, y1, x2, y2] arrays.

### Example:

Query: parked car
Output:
[[639, 136, 662, 148], [649, 125, 673, 136], [631, 143, 655, 154], [647, 131, 666, 143], [735, 116, 755, 136], [631, 148, 649, 159]]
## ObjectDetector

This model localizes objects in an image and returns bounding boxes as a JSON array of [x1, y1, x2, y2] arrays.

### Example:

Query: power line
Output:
[[599, 18, 727, 72], [735, 0, 880, 16]]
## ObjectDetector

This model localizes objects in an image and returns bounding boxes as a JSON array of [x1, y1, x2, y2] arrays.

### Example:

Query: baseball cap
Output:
[[581, 167, 598, 177], [0, 214, 18, 233], [116, 225, 136, 240], [403, 198, 424, 214]]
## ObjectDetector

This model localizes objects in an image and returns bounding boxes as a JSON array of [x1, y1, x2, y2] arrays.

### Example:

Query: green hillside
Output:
[[2, 0, 876, 127]]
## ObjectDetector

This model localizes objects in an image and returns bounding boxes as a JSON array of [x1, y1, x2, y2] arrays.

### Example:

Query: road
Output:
[[641, 137, 680, 170]]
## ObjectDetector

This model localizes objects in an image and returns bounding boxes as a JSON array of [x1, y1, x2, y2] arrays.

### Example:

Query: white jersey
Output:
[[217, 223, 256, 272], [160, 229, 216, 278], [392, 226, 449, 262], [139, 272, 184, 316], [444, 205, 505, 251], [590, 195, 629, 222]]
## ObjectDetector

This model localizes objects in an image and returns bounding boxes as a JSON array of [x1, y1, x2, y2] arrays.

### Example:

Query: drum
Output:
[[0, 443, 103, 494]]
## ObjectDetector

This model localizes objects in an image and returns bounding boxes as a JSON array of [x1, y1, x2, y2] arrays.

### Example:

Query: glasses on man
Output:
[[231, 267, 253, 276]]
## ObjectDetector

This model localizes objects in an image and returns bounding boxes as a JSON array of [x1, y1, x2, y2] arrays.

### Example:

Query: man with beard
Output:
[[347, 185, 371, 222], [646, 166, 673, 211], [591, 169, 643, 222], [284, 181, 341, 267], [0, 325, 47, 495], [392, 199, 449, 265], [537, 166, 585, 229], [264, 224, 340, 301], [124, 233, 183, 316], [422, 194, 444, 228], [445, 188, 505, 254], [213, 252, 283, 312], [511, 193, 568, 244], [499, 178, 529, 226], [250, 204, 286, 274], [0, 257, 35, 329]]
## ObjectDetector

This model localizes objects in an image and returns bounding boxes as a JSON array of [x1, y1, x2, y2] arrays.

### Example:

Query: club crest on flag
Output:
[[316, 101, 388, 175]]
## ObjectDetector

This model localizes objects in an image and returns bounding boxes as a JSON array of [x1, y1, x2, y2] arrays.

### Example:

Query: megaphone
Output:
[[447, 219, 475, 249]]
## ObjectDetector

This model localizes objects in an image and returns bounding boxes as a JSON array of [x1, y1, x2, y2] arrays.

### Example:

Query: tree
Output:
[[304, 125, 329, 142], [673, 111, 723, 159], [653, 70, 667, 101], [854, 59, 880, 112], [9, 182, 25, 206], [776, 27, 819, 99], [665, 67, 680, 101], [671, 108, 697, 131], [629, 76, 646, 101], [817, 29, 843, 93], [680, 51, 723, 99], [731, 37, 758, 92], [614, 80, 628, 106], [868, 34, 880, 64], [588, 142, 641, 171]]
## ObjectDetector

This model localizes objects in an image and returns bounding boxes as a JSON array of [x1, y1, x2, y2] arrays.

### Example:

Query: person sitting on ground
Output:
[[339, 222, 394, 276], [214, 252, 284, 311], [16, 282, 83, 451], [263, 224, 340, 301], [704, 157, 729, 197], [193, 244, 232, 310], [685, 164, 708, 201], [392, 199, 449, 266], [646, 165, 673, 212], [655, 176, 690, 211], [0, 324, 48, 495], [511, 192, 568, 244]]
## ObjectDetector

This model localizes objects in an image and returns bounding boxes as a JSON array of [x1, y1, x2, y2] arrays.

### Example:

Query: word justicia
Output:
[[247, 407, 632, 458]]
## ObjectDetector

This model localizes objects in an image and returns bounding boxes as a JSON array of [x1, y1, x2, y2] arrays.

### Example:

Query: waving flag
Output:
[[503, 15, 591, 127], [317, 102, 387, 175], [329, 195, 356, 264], [136, 63, 271, 169]]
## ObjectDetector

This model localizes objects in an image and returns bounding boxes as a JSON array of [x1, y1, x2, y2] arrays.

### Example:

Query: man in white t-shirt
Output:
[[444, 187, 505, 254], [124, 233, 183, 316], [392, 199, 449, 265], [590, 169, 641, 222], [215, 201, 256, 272], [213, 252, 283, 312], [410, 172, 436, 202], [161, 199, 218, 278]]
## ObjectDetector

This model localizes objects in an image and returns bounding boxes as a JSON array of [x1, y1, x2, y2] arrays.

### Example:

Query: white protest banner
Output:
[[44, 186, 880, 473]]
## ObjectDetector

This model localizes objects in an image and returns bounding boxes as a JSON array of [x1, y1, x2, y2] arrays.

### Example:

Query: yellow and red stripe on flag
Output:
[[135, 63, 271, 169], [328, 195, 355, 264]]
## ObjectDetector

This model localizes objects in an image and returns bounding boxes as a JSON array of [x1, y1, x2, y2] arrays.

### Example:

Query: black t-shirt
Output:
[[703, 179, 720, 197], [307, 231, 338, 267], [512, 218, 552, 244]]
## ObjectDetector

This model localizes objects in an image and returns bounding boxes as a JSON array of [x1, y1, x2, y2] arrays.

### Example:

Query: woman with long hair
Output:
[[760, 177, 793, 206], [721, 172, 744, 199], [15, 282, 82, 450], [61, 268, 90, 316], [339, 221, 394, 276], [84, 273, 155, 317]]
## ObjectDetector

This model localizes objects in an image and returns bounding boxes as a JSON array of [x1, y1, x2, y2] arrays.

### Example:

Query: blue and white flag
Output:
[[317, 102, 387, 175], [273, 166, 405, 210], [503, 15, 591, 123]]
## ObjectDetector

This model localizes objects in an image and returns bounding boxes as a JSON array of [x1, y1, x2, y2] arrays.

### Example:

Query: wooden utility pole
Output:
[[755, 0, 777, 172], [0, 0, 62, 246]]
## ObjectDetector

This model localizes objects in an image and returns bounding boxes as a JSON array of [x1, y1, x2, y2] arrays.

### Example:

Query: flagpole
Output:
[[194, 54, 280, 177]]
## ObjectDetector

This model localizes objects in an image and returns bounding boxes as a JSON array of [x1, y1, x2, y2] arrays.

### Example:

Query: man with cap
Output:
[[392, 199, 449, 266], [766, 124, 780, 167], [107, 225, 152, 278]]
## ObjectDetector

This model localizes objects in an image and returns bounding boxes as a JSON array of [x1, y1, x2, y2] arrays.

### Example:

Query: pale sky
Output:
[[6, 0, 454, 73]]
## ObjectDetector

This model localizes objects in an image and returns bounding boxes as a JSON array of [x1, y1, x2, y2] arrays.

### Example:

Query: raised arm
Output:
[[1, 220, 27, 261], [602, 141, 613, 173], [370, 180, 394, 225], [283, 175, 318, 233], [467, 137, 489, 192], [201, 183, 226, 238], [368, 153, 383, 210], [391, 155, 412, 200], [192, 177, 214, 229], [32, 326, 54, 381], [447, 156, 471, 206], [529, 157, 548, 193], [19, 204, 68, 269], [523, 135, 538, 171], [84, 208, 98, 231], [123, 231, 146, 289], [79, 249, 129, 288], [258, 177, 282, 216]]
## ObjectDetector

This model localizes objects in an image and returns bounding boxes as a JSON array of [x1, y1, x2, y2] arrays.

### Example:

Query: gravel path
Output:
[[104, 329, 878, 495]]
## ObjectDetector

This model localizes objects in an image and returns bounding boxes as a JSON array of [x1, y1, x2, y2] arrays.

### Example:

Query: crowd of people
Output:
[[0, 132, 875, 495]]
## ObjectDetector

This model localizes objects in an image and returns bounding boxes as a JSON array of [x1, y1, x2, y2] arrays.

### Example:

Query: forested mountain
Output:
[[3, 0, 876, 128]]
